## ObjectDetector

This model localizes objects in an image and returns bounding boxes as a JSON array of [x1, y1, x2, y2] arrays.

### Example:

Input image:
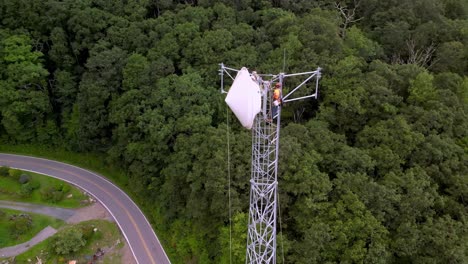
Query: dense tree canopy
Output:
[[0, 0, 467, 263]]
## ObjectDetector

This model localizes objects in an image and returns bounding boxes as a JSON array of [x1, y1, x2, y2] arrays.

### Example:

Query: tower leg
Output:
[[246, 114, 279, 264]]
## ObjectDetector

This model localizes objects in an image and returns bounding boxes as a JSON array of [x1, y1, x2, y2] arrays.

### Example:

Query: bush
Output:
[[80, 224, 95, 240], [9, 214, 33, 237], [52, 227, 86, 255], [0, 209, 5, 219], [29, 180, 41, 190], [52, 191, 64, 202], [62, 184, 71, 194], [55, 183, 71, 194], [0, 166, 9, 177], [17, 180, 41, 198], [19, 173, 31, 184], [8, 169, 22, 181], [18, 183, 34, 197], [41, 186, 64, 203]]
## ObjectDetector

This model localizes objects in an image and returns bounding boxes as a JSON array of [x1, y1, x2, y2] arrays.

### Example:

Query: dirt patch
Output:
[[118, 242, 137, 264], [66, 203, 137, 264], [66, 202, 113, 224]]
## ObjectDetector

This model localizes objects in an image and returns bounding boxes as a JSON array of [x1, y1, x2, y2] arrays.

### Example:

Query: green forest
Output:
[[0, 0, 467, 263]]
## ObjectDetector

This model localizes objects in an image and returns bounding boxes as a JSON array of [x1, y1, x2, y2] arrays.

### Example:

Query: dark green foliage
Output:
[[0, 0, 467, 263], [55, 183, 70, 194], [9, 214, 33, 237], [28, 180, 41, 190], [40, 183, 70, 202], [18, 173, 30, 184], [51, 227, 86, 255], [0, 33, 50, 143], [18, 183, 34, 197], [17, 180, 40, 198], [80, 224, 95, 241], [0, 166, 9, 177], [41, 186, 65, 203]]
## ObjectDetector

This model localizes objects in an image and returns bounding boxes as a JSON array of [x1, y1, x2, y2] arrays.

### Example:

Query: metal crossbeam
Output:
[[220, 64, 321, 264]]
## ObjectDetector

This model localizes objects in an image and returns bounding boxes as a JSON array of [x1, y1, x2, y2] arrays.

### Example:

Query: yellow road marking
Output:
[[0, 158, 157, 264]]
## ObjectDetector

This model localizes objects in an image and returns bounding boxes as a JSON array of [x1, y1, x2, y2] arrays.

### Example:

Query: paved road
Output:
[[0, 153, 170, 264]]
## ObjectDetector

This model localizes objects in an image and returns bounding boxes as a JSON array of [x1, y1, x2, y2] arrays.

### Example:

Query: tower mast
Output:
[[220, 64, 321, 263]]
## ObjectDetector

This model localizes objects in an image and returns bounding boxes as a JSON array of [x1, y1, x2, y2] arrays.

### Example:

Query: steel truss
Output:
[[220, 63, 321, 264]]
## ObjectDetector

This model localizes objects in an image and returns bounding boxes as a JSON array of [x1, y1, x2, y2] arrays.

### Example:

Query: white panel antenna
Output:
[[220, 63, 321, 264]]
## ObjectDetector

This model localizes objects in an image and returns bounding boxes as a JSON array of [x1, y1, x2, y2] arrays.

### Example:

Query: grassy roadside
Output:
[[0, 144, 174, 260], [0, 144, 129, 188], [0, 208, 64, 248], [12, 219, 122, 263], [0, 170, 88, 208]]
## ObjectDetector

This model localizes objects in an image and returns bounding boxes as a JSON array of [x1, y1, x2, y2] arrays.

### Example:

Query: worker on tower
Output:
[[272, 83, 282, 119]]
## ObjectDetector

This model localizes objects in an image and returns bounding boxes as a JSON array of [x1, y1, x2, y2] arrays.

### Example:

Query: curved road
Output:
[[0, 153, 170, 264]]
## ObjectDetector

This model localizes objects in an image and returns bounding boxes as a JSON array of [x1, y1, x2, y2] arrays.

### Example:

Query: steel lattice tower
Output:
[[246, 80, 281, 263], [220, 64, 321, 264]]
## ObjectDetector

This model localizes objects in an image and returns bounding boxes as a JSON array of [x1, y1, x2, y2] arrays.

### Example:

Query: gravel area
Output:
[[121, 242, 137, 264], [66, 202, 114, 223], [0, 200, 75, 221], [0, 201, 136, 263]]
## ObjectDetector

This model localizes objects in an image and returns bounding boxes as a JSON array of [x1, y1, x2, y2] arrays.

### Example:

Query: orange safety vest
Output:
[[273, 88, 281, 102]]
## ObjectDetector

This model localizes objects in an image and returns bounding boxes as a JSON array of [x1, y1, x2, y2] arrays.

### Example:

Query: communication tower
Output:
[[220, 63, 321, 264]]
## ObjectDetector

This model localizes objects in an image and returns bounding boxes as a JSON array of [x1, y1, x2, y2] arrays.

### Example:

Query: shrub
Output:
[[52, 227, 86, 255], [19, 174, 31, 184], [80, 224, 95, 240], [55, 183, 71, 194], [9, 214, 33, 237], [0, 166, 9, 177], [8, 169, 22, 181], [0, 209, 5, 219], [17, 180, 41, 198], [52, 191, 64, 202], [18, 183, 34, 197], [41, 186, 64, 203], [62, 184, 71, 194], [29, 180, 41, 190]]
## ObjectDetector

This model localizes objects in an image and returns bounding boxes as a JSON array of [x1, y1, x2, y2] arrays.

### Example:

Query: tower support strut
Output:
[[220, 64, 321, 264]]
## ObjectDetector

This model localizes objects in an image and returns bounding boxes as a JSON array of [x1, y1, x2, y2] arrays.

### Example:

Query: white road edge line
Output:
[[6, 166, 140, 264], [1, 153, 171, 263]]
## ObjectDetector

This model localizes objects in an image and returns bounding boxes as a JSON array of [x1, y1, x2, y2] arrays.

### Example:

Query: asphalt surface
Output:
[[0, 153, 171, 264]]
